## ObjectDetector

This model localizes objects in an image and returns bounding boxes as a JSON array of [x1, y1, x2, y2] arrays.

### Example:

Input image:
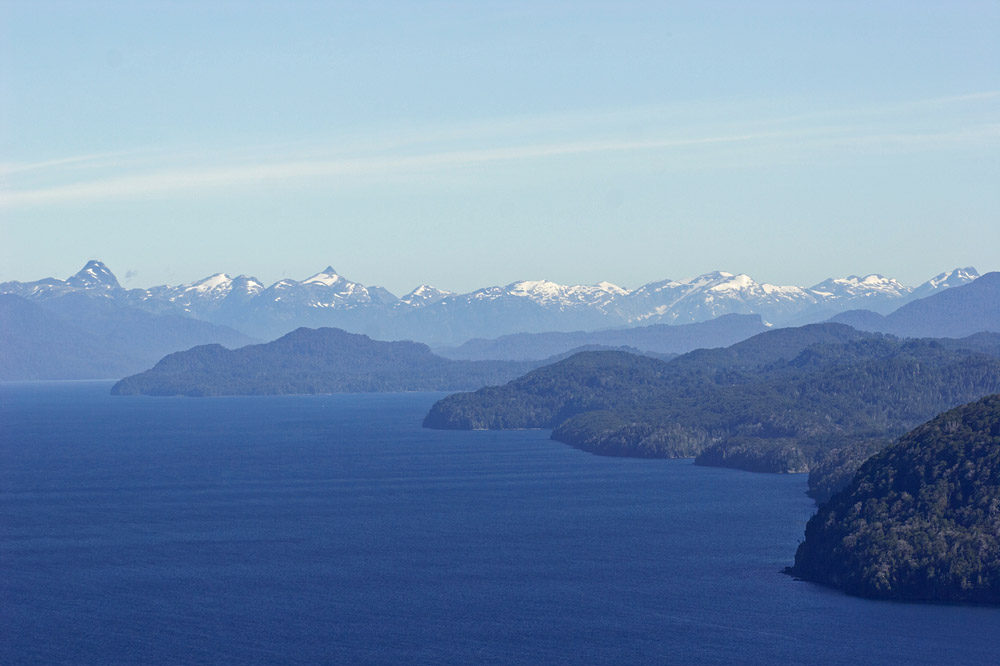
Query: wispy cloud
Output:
[[0, 152, 136, 178], [0, 129, 830, 206], [2, 92, 997, 208]]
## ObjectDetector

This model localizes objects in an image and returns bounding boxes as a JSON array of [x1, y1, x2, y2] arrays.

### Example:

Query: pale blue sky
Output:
[[1, 1, 998, 294]]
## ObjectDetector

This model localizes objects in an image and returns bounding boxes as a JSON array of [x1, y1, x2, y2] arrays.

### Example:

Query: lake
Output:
[[2, 382, 998, 665]]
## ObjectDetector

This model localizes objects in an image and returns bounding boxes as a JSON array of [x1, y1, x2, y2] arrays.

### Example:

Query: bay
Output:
[[1, 382, 998, 665]]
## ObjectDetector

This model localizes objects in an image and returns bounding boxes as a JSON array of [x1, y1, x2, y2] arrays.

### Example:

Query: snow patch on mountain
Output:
[[910, 267, 980, 300], [231, 276, 265, 296], [0, 260, 984, 344], [190, 273, 234, 292], [302, 267, 343, 287], [400, 285, 455, 307], [505, 279, 626, 306], [67, 260, 121, 290], [809, 274, 910, 299]]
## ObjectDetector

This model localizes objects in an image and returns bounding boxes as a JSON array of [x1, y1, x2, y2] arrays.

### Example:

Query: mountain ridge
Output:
[[1, 262, 981, 346], [829, 272, 1000, 339], [0, 293, 254, 380], [436, 314, 769, 361]]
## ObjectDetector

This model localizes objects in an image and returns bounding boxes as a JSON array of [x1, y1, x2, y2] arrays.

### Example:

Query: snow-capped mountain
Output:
[[0, 262, 984, 345], [908, 267, 979, 301], [227, 275, 267, 300], [146, 273, 260, 311], [260, 266, 397, 310], [400, 285, 455, 307], [623, 271, 819, 324], [1, 260, 125, 300], [467, 279, 627, 310], [806, 274, 911, 314], [66, 259, 122, 290]]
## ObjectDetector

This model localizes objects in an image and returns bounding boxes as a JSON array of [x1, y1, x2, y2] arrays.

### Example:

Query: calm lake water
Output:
[[2, 382, 999, 665]]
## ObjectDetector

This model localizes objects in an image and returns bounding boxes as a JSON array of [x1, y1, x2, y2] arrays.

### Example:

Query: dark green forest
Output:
[[425, 324, 1000, 496]]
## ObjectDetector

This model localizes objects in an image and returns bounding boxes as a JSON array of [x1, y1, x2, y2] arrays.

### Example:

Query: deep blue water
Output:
[[2, 382, 999, 665]]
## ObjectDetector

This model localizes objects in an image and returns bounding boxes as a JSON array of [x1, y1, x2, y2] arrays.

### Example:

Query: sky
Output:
[[1, 0, 998, 295]]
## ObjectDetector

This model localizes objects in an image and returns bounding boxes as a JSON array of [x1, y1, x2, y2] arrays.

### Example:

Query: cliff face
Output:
[[788, 394, 1000, 604]]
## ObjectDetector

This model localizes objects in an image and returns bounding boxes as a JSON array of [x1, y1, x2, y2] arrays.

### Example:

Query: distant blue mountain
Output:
[[435, 313, 769, 361], [830, 271, 1000, 338], [0, 292, 254, 380]]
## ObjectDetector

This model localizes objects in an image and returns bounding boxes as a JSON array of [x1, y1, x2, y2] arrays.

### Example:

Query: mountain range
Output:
[[830, 271, 1000, 339], [1, 261, 981, 347]]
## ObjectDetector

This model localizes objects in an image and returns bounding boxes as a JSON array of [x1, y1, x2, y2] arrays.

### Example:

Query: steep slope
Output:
[[65, 259, 122, 289], [788, 394, 1000, 603]]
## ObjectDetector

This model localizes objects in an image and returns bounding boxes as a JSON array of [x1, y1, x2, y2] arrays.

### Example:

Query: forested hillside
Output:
[[788, 394, 1000, 603], [112, 327, 537, 396], [425, 325, 1000, 488]]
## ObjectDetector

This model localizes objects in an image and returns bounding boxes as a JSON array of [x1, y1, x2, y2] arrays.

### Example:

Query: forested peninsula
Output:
[[424, 324, 1000, 499], [787, 394, 1000, 603], [112, 327, 538, 396]]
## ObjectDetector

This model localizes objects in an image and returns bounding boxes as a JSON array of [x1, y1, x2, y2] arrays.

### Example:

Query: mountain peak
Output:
[[709, 273, 757, 291], [400, 284, 454, 307], [594, 281, 628, 295], [302, 267, 344, 287], [187, 273, 233, 293], [930, 266, 979, 286], [67, 260, 120, 289], [808, 273, 909, 299], [407, 284, 450, 296], [673, 271, 734, 287], [910, 267, 980, 299]]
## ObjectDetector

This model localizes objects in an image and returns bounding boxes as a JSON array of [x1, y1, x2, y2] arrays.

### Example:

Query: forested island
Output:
[[787, 394, 1000, 603], [424, 324, 1000, 500], [112, 327, 539, 396]]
